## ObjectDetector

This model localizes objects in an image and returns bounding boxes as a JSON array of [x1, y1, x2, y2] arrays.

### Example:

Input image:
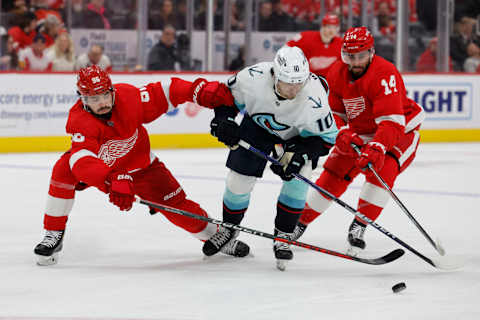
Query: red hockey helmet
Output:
[[342, 27, 374, 54], [77, 65, 113, 96], [322, 14, 339, 26]]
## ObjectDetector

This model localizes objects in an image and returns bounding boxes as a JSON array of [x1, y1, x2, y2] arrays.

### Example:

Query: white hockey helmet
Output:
[[272, 46, 310, 85]]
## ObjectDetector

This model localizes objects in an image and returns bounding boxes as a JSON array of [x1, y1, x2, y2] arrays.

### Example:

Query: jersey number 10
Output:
[[317, 112, 334, 132]]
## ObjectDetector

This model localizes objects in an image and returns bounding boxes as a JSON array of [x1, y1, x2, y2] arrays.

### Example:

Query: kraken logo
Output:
[[251, 113, 289, 135]]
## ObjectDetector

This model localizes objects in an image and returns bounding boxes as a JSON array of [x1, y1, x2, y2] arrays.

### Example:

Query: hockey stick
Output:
[[238, 139, 459, 270], [351, 144, 445, 256], [136, 197, 404, 266]]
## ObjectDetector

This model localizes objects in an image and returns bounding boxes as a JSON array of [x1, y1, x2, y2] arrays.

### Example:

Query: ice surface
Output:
[[1, 143, 479, 320]]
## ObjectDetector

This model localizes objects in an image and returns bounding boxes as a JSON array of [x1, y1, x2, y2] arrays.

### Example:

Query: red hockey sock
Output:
[[44, 214, 68, 231], [155, 199, 208, 234], [299, 204, 322, 225]]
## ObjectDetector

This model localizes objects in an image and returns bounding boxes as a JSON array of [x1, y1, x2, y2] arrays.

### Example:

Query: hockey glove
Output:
[[355, 142, 386, 172], [191, 78, 234, 109], [270, 136, 327, 181], [106, 172, 135, 211], [335, 127, 364, 156], [210, 106, 240, 149]]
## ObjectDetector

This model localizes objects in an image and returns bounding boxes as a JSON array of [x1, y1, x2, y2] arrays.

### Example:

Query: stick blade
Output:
[[357, 248, 405, 265], [432, 255, 465, 271]]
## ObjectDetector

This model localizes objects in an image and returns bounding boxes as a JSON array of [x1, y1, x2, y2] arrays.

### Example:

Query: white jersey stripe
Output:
[[375, 114, 405, 127], [359, 182, 390, 208], [69, 149, 98, 170], [163, 81, 176, 112], [405, 108, 426, 133], [398, 130, 420, 166]]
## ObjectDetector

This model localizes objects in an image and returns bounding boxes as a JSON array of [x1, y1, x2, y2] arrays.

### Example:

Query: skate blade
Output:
[[276, 259, 288, 271], [346, 245, 364, 257], [36, 253, 59, 266]]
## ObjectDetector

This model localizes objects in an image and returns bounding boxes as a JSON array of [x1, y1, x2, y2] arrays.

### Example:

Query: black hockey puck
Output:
[[392, 282, 406, 293]]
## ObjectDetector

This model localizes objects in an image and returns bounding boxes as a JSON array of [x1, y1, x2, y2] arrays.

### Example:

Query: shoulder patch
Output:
[[227, 74, 237, 87], [248, 66, 263, 77], [318, 75, 329, 95]]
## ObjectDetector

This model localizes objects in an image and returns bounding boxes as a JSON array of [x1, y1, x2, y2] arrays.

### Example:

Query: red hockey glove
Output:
[[355, 142, 386, 172], [191, 78, 234, 109], [106, 172, 135, 211], [335, 127, 364, 156]]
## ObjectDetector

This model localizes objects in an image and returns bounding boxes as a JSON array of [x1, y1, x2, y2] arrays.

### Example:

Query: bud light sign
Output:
[[406, 82, 472, 121]]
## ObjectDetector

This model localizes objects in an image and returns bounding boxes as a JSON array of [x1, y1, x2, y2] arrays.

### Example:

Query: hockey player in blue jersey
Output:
[[203, 46, 338, 270]]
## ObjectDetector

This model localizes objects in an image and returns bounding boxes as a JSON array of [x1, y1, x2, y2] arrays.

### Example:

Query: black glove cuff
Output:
[[213, 105, 238, 119], [285, 136, 332, 159]]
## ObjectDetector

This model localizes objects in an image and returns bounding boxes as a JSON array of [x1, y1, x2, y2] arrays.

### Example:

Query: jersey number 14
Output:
[[381, 75, 398, 95]]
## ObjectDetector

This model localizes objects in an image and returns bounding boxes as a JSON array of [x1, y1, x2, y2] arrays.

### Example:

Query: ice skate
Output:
[[220, 238, 250, 257], [346, 219, 366, 257], [203, 226, 239, 256], [34, 230, 65, 266], [273, 229, 293, 271], [291, 222, 308, 241]]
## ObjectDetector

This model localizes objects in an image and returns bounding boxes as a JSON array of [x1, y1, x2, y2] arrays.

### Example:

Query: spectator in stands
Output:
[[271, 0, 295, 31], [149, 0, 178, 30], [47, 32, 76, 71], [416, 37, 453, 72], [450, 16, 480, 71], [39, 14, 62, 47], [454, 0, 480, 21], [281, 0, 321, 29], [228, 46, 245, 71], [18, 33, 52, 71], [75, 44, 112, 71], [83, 0, 112, 29], [0, 34, 19, 71], [32, 0, 63, 24], [104, 0, 136, 29], [373, 0, 418, 22], [258, 1, 276, 31], [71, 0, 85, 28], [7, 11, 37, 52], [175, 0, 187, 30], [147, 24, 179, 71], [194, 0, 223, 30], [5, 0, 29, 29], [464, 43, 480, 73], [230, 1, 245, 31], [372, 2, 395, 42]]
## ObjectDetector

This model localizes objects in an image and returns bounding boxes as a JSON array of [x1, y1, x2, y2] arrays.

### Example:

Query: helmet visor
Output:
[[80, 91, 112, 106], [341, 48, 372, 64]]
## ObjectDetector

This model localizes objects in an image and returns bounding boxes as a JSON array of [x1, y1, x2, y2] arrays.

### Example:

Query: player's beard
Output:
[[349, 61, 371, 79]]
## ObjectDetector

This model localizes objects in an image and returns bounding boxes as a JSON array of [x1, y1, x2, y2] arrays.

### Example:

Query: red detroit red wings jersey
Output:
[[287, 31, 342, 78], [66, 82, 170, 192], [327, 55, 424, 139]]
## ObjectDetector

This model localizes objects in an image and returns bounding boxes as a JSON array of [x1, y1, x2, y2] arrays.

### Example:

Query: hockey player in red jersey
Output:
[[292, 27, 425, 255], [286, 14, 342, 78], [33, 65, 249, 265]]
